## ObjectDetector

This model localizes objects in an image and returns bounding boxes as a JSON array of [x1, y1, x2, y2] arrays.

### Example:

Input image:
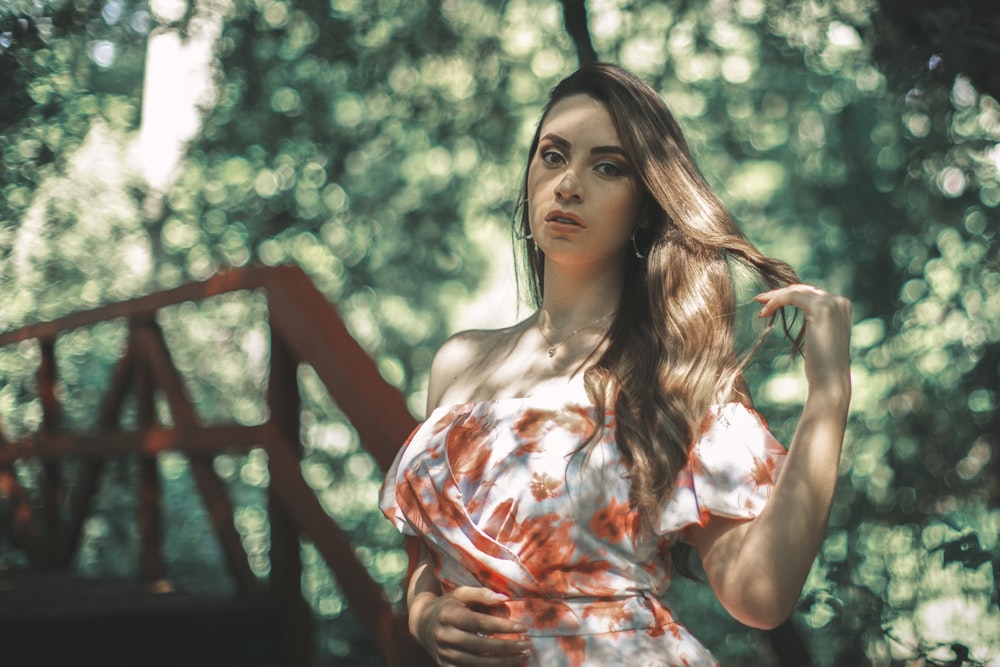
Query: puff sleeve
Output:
[[656, 402, 787, 537]]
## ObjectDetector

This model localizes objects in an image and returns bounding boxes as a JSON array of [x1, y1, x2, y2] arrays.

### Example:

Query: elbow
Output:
[[738, 606, 793, 631], [722, 585, 798, 630], [705, 543, 809, 630], [730, 603, 794, 631]]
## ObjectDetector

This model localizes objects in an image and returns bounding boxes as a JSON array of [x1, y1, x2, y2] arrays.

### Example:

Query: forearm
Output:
[[407, 547, 443, 637], [716, 386, 849, 627]]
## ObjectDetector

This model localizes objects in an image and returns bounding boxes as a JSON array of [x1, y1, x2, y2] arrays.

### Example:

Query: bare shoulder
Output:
[[425, 322, 527, 413], [425, 330, 488, 410]]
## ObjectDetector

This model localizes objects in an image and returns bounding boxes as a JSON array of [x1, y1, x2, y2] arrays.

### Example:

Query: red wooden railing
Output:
[[0, 264, 433, 667]]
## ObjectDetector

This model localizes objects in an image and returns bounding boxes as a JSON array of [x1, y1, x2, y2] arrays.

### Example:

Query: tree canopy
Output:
[[1, 0, 998, 665]]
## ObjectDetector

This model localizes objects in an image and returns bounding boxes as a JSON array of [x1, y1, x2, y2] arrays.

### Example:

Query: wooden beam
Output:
[[0, 266, 274, 347], [38, 339, 62, 570], [57, 461, 104, 570], [188, 457, 260, 595], [0, 424, 272, 464], [262, 270, 423, 663], [136, 345, 165, 584], [0, 264, 427, 666], [264, 268, 417, 473], [132, 323, 197, 427], [96, 338, 137, 428], [133, 320, 258, 595], [267, 334, 311, 666], [38, 339, 61, 431], [58, 341, 134, 568], [138, 455, 164, 583], [263, 432, 392, 637]]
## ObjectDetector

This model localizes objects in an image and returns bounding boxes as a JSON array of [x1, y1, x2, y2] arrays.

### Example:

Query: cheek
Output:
[[526, 163, 546, 196], [612, 190, 642, 225], [526, 169, 544, 225], [627, 185, 646, 224]]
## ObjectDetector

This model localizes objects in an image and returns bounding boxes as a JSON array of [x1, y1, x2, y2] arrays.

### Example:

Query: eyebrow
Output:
[[541, 133, 629, 159]]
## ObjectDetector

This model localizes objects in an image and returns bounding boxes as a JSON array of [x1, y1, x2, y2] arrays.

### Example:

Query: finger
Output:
[[439, 630, 530, 655], [753, 284, 816, 302], [450, 608, 528, 637], [439, 647, 530, 667], [448, 588, 528, 635], [757, 295, 800, 319], [472, 635, 533, 656], [436, 595, 528, 638], [754, 288, 798, 318], [758, 286, 851, 323], [450, 586, 511, 606], [755, 285, 835, 319], [752, 289, 779, 301], [437, 633, 532, 666]]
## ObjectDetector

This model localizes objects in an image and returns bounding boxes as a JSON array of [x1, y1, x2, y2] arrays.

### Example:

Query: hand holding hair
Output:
[[755, 284, 852, 403]]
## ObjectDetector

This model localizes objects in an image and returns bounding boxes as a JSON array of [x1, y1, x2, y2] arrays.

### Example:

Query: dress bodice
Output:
[[380, 396, 787, 665]]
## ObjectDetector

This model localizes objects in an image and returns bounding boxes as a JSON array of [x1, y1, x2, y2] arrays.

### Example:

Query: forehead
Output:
[[539, 94, 621, 145]]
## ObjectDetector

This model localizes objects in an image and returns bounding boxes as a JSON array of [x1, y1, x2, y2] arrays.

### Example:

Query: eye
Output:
[[541, 149, 565, 166], [595, 161, 625, 177]]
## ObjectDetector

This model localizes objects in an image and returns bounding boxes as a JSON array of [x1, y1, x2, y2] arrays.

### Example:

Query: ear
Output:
[[636, 206, 655, 230], [636, 193, 658, 229]]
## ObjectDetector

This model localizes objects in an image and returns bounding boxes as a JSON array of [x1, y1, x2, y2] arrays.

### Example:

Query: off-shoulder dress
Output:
[[380, 396, 786, 667]]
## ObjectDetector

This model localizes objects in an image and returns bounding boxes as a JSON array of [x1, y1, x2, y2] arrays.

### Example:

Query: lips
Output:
[[545, 210, 586, 228]]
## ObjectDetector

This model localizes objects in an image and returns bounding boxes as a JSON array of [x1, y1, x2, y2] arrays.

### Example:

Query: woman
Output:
[[380, 63, 851, 666]]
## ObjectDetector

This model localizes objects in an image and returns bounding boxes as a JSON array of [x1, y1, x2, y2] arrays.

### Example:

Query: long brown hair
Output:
[[514, 63, 802, 533]]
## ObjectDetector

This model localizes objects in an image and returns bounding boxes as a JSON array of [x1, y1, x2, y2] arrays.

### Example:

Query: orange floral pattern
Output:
[[380, 397, 786, 666]]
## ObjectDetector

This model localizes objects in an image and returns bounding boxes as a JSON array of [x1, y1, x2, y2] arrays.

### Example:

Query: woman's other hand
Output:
[[409, 586, 532, 667]]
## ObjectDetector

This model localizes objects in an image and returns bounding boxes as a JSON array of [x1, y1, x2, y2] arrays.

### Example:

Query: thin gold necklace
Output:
[[537, 311, 613, 358]]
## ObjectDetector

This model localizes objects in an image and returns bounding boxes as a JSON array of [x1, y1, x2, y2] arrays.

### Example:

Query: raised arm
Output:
[[687, 284, 852, 629]]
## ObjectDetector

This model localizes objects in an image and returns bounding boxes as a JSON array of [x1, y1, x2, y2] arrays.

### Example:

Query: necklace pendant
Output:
[[547, 348, 556, 357]]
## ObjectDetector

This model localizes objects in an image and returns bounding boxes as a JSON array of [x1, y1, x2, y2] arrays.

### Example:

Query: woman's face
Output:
[[527, 94, 642, 271]]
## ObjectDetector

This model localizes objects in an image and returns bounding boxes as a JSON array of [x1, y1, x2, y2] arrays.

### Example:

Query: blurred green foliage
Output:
[[1, 0, 998, 665]]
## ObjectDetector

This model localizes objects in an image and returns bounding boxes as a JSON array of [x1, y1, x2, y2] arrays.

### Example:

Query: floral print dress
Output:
[[380, 396, 786, 667]]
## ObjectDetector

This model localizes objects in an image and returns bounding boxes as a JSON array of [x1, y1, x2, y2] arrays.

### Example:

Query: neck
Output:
[[537, 258, 625, 329]]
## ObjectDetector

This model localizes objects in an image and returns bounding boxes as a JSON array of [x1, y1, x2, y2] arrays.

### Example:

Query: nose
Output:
[[555, 170, 583, 202]]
